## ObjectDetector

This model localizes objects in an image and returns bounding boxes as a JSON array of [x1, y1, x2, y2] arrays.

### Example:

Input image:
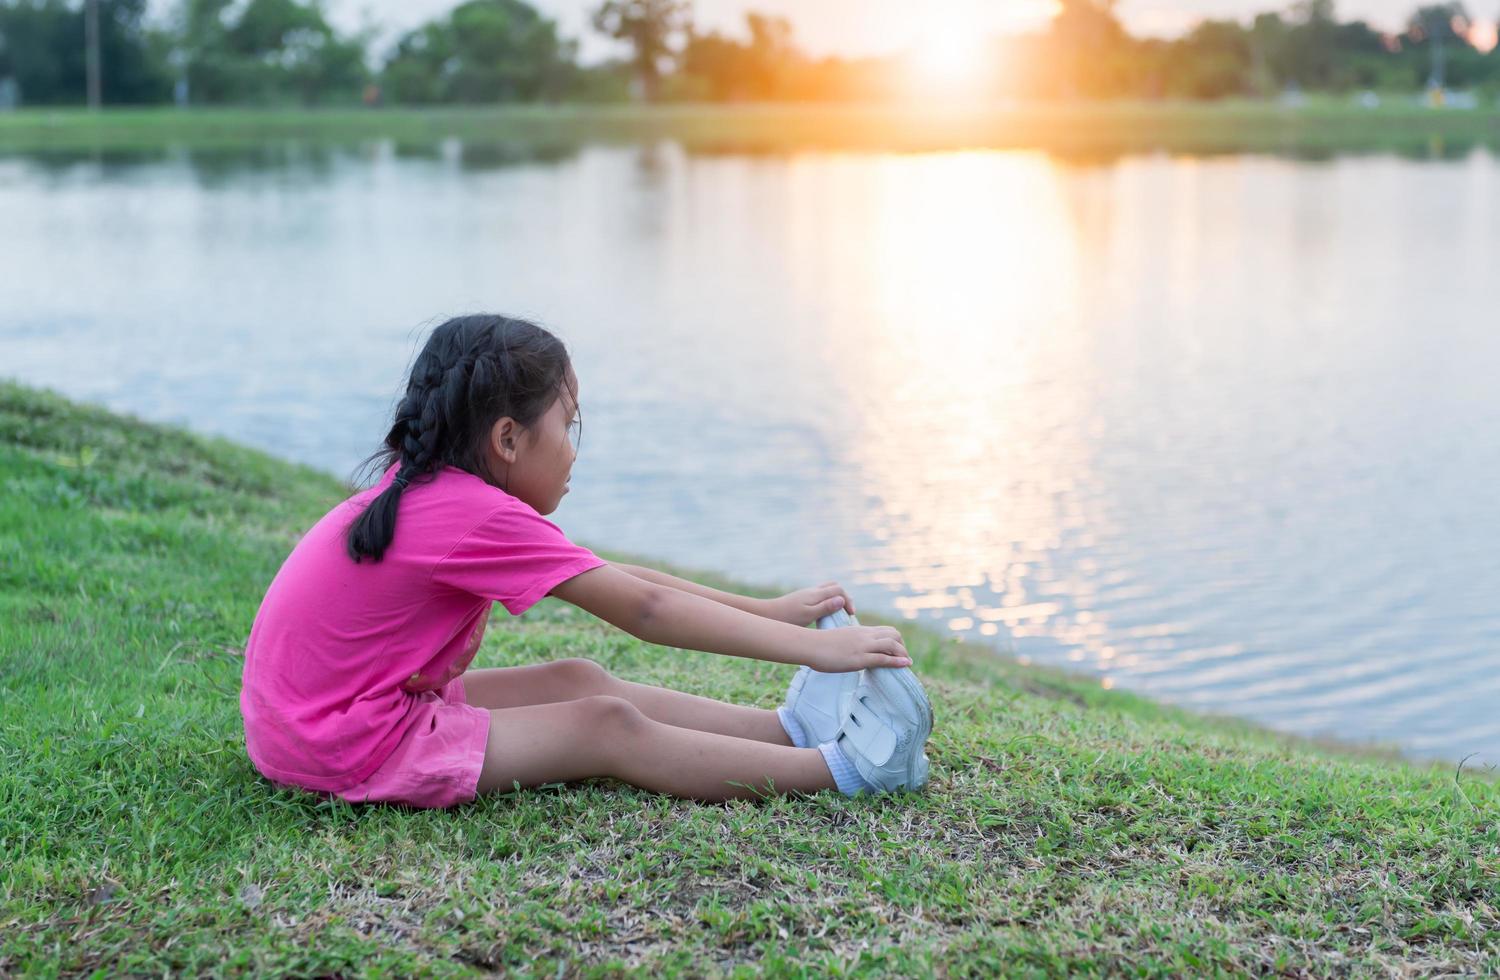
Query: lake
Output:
[[3, 138, 1497, 767]]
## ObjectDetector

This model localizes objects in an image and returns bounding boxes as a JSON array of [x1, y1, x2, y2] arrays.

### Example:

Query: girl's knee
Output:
[[579, 694, 648, 740], [552, 657, 613, 694]]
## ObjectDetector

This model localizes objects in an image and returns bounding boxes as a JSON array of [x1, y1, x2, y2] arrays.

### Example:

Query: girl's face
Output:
[[485, 363, 580, 516]]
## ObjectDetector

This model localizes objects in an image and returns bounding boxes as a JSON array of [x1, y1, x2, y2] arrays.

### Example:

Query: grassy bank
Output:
[[2, 101, 1499, 156], [1, 377, 1496, 976]]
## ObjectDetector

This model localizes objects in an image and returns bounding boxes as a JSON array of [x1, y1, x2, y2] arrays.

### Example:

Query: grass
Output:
[[1, 376, 1496, 976], [1, 100, 1499, 157]]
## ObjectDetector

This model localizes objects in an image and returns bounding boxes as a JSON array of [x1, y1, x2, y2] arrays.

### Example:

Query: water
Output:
[[3, 139, 1498, 767]]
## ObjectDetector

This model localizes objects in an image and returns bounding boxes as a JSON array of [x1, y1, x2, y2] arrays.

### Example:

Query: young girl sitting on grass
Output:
[[239, 314, 933, 809]]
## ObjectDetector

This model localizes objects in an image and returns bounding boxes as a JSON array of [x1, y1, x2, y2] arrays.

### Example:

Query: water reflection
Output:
[[2, 140, 1497, 767], [797, 151, 1091, 656], [0, 138, 586, 186], [455, 139, 582, 171]]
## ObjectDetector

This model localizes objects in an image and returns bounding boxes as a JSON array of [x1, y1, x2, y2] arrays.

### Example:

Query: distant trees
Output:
[[1164, 20, 1255, 98], [680, 13, 805, 100], [589, 0, 689, 101], [0, 0, 1496, 108], [1042, 0, 1138, 98], [0, 0, 170, 105], [174, 0, 367, 104], [384, 0, 576, 103], [1007, 0, 1497, 99], [1404, 3, 1495, 89], [1266, 0, 1388, 90]]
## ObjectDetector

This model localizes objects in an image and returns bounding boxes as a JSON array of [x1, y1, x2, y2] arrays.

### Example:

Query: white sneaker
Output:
[[780, 608, 865, 746], [833, 660, 933, 793]]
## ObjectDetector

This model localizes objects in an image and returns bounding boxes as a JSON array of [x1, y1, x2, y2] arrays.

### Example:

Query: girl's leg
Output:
[[475, 695, 835, 802], [462, 659, 792, 745]]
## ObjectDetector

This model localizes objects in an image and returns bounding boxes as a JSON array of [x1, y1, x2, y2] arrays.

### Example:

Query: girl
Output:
[[239, 314, 933, 808]]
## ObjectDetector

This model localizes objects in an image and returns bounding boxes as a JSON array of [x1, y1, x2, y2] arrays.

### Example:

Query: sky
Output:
[[310, 0, 1481, 61]]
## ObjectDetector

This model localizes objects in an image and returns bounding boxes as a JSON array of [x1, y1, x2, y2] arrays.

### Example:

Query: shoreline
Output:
[[2, 101, 1500, 155]]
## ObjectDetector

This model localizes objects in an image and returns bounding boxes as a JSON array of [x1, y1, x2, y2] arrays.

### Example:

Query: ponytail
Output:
[[345, 469, 413, 563]]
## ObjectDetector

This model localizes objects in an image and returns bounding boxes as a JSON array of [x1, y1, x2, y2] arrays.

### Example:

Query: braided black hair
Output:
[[346, 314, 577, 563]]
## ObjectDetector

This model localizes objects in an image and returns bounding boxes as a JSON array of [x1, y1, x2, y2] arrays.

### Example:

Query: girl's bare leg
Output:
[[462, 658, 792, 745], [475, 695, 836, 802]]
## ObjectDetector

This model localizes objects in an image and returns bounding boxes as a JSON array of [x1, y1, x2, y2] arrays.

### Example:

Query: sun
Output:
[[905, 24, 992, 95]]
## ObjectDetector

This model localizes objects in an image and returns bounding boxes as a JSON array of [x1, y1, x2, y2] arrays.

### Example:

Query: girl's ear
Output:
[[490, 418, 518, 463]]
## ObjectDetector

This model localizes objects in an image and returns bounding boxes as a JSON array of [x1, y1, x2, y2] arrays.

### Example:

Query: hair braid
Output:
[[345, 314, 575, 562]]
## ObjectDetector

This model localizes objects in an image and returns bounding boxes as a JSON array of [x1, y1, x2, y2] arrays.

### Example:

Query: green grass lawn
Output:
[[1, 377, 1496, 976], [1, 101, 1499, 156]]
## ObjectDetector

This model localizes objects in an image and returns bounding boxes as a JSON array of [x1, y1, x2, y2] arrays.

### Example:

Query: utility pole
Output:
[[85, 0, 102, 110], [1428, 25, 1447, 91]]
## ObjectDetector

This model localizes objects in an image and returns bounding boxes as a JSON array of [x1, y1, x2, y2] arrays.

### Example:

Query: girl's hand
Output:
[[807, 624, 911, 672], [767, 581, 856, 626]]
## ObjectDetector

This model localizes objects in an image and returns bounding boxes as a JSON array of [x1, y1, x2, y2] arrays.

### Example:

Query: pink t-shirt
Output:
[[239, 461, 607, 792]]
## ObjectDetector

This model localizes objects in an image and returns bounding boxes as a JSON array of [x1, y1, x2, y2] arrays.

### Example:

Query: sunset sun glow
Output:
[[904, 24, 994, 97]]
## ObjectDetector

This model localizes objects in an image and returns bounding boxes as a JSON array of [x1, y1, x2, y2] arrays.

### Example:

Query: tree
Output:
[[173, 0, 235, 103], [679, 27, 749, 99], [679, 12, 801, 100], [383, 0, 577, 104], [743, 13, 797, 97], [590, 0, 688, 101], [1406, 3, 1473, 89], [172, 0, 367, 105], [1166, 20, 1253, 98], [0, 0, 171, 105], [1043, 0, 1138, 97], [1248, 12, 1289, 93], [1251, 0, 1386, 91]]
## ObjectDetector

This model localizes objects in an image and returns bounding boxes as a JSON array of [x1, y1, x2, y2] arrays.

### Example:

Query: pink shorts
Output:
[[329, 675, 492, 810]]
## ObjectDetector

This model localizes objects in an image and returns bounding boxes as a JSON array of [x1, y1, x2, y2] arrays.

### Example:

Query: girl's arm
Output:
[[637, 586, 909, 671], [551, 566, 909, 672], [611, 562, 769, 616]]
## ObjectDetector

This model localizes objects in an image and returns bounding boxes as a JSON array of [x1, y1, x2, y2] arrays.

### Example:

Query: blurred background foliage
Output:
[[0, 0, 1495, 107]]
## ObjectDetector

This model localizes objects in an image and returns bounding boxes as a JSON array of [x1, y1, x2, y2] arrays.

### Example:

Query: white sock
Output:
[[777, 706, 810, 749], [818, 739, 876, 796]]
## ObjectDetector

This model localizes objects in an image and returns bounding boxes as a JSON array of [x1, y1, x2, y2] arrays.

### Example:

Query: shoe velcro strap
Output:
[[840, 693, 897, 765]]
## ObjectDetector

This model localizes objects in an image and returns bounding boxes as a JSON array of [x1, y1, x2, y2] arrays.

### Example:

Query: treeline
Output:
[[1015, 0, 1500, 98], [0, 0, 1496, 108]]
